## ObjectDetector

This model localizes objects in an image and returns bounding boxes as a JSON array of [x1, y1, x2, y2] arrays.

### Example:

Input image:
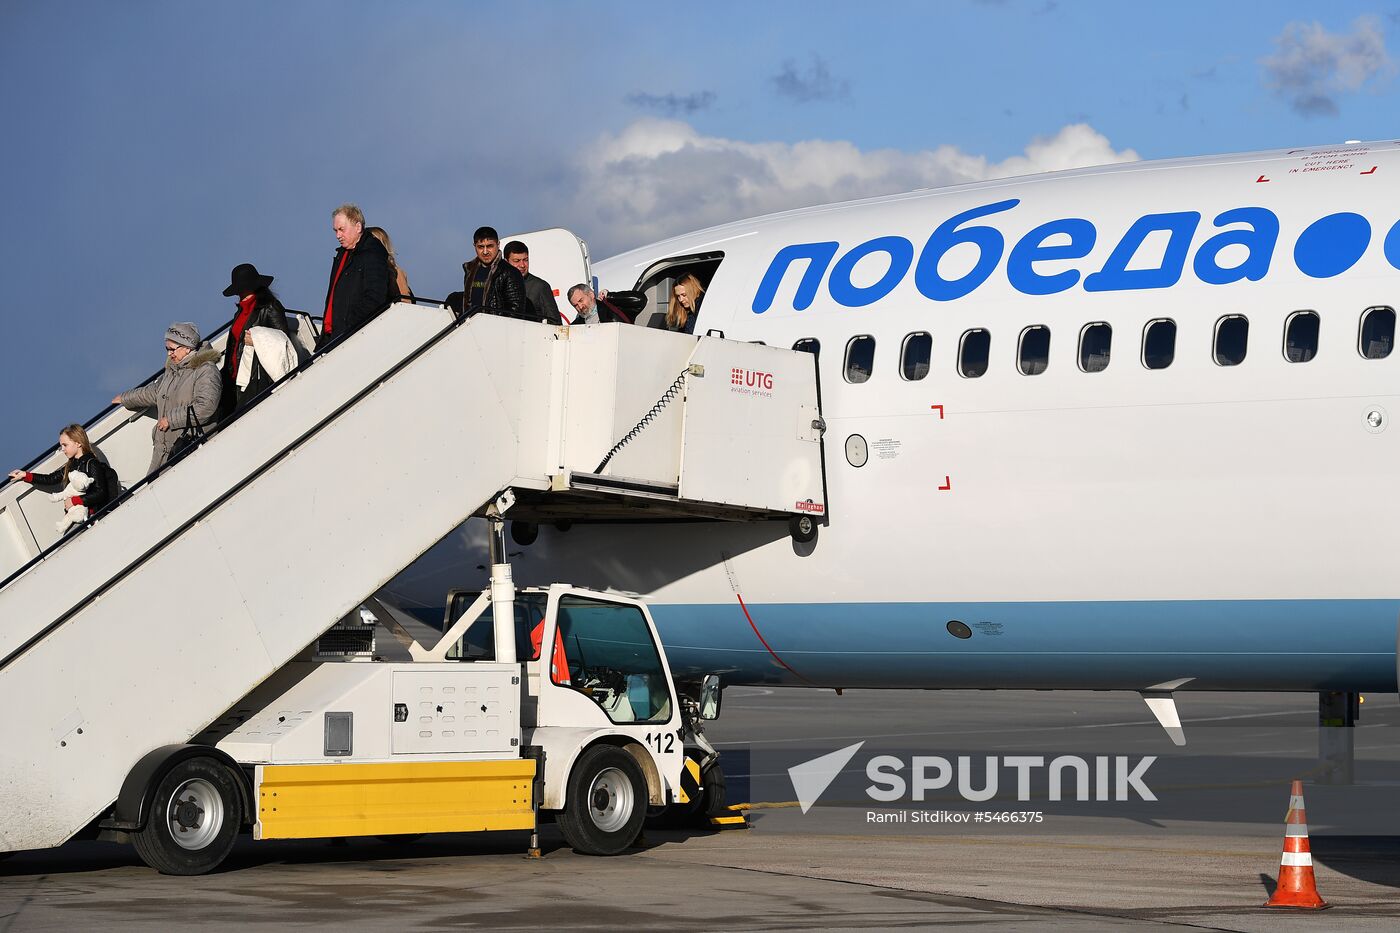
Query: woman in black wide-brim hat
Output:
[[219, 262, 291, 416]]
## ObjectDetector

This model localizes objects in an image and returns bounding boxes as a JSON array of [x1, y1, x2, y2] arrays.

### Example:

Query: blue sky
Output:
[[1, 0, 1396, 467]]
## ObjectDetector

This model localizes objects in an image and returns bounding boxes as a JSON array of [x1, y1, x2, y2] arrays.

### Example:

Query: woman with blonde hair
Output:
[[666, 274, 704, 335], [8, 423, 120, 528], [367, 226, 412, 301]]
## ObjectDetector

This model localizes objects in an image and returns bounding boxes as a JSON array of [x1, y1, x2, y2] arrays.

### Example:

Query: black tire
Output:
[[131, 757, 242, 875], [647, 756, 727, 828], [557, 745, 646, 855], [698, 758, 728, 820]]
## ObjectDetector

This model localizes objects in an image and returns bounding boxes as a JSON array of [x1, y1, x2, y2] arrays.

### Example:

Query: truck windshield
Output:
[[554, 595, 671, 724]]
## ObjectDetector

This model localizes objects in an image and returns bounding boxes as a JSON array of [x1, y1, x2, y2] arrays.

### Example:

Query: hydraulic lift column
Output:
[[487, 508, 517, 665]]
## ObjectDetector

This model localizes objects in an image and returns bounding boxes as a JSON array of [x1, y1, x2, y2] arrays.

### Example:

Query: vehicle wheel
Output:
[[131, 757, 242, 875], [557, 745, 646, 855]]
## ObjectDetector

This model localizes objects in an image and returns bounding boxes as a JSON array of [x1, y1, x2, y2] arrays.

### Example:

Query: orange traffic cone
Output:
[[1263, 780, 1328, 909]]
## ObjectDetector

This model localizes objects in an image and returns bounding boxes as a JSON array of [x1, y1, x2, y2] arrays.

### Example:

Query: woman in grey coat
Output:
[[113, 322, 223, 475]]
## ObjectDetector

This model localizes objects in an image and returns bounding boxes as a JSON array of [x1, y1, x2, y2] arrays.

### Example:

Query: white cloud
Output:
[[566, 121, 1139, 255], [1262, 16, 1395, 117]]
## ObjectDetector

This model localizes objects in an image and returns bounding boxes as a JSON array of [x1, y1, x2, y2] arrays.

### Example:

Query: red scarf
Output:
[[228, 293, 258, 374], [324, 249, 350, 333]]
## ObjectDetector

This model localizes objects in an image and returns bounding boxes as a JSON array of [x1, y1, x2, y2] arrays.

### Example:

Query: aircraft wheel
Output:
[[557, 745, 645, 855], [697, 758, 728, 820], [132, 757, 242, 875], [647, 756, 727, 828], [510, 521, 538, 546]]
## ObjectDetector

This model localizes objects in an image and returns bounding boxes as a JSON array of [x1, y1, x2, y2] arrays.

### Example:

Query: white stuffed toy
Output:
[[49, 470, 92, 532]]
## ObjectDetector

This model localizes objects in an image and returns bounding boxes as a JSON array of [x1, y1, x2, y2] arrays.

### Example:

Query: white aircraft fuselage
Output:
[[392, 141, 1400, 694]]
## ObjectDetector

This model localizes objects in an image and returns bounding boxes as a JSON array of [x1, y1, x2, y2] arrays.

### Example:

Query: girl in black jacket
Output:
[[220, 262, 292, 416], [8, 423, 120, 526]]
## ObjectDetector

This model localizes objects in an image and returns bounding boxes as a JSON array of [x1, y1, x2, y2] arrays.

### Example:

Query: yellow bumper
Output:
[[255, 759, 536, 840]]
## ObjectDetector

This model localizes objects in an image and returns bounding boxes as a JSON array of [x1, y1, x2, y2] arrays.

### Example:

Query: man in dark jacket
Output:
[[460, 226, 529, 320], [566, 284, 634, 324], [503, 240, 559, 323], [319, 203, 391, 349]]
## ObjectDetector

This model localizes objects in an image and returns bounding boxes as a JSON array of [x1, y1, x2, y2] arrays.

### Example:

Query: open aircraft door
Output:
[[500, 227, 590, 323]]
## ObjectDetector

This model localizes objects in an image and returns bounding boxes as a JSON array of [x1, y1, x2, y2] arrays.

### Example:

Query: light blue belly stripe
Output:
[[649, 599, 1400, 691]]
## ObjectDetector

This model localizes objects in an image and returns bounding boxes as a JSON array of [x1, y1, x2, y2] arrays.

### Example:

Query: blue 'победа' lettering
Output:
[[913, 199, 1018, 301], [1006, 217, 1096, 295], [1082, 211, 1200, 292], [750, 200, 1397, 314]]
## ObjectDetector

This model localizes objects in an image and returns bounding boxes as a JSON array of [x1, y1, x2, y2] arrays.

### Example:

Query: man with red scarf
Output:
[[319, 203, 391, 350]]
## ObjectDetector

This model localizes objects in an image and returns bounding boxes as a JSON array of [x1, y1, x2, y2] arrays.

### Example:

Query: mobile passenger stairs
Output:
[[0, 241, 827, 874]]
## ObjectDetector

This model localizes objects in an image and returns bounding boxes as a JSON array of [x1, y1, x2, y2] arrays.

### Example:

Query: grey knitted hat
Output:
[[165, 322, 201, 349]]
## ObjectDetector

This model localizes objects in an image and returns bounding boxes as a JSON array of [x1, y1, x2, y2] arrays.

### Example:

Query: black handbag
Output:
[[169, 405, 207, 461]]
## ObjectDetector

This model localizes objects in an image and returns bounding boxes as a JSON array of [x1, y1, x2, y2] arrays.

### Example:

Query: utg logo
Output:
[[731, 368, 775, 390]]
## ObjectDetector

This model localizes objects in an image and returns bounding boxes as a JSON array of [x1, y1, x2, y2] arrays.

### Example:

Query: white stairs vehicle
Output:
[[0, 300, 825, 872]]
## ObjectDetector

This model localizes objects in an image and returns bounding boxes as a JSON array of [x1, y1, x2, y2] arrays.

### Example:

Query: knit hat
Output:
[[165, 322, 201, 349]]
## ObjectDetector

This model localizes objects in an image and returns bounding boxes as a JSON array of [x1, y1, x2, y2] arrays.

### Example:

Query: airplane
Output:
[[381, 138, 1400, 731], [12, 138, 1396, 865], [4, 140, 1395, 743]]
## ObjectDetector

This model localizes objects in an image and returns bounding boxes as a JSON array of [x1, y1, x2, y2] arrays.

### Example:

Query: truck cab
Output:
[[435, 584, 695, 849]]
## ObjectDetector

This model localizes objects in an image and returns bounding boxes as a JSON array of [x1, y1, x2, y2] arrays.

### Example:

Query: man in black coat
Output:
[[503, 240, 560, 323], [460, 226, 529, 320], [319, 203, 391, 349], [566, 284, 634, 324]]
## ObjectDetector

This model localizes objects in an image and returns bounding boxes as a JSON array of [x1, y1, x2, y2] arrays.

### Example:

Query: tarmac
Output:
[[3, 687, 1399, 931]]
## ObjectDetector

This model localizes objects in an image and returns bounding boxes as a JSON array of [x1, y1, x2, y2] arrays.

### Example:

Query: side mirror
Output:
[[699, 674, 723, 721]]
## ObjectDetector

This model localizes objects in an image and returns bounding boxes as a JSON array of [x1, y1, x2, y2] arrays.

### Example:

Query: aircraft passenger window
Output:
[[1079, 322, 1112, 373], [793, 338, 820, 358], [1214, 315, 1249, 366], [844, 336, 875, 383], [1142, 319, 1176, 370], [1017, 325, 1051, 376], [959, 329, 990, 378], [1283, 311, 1319, 363], [901, 332, 931, 381], [1359, 307, 1395, 360]]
